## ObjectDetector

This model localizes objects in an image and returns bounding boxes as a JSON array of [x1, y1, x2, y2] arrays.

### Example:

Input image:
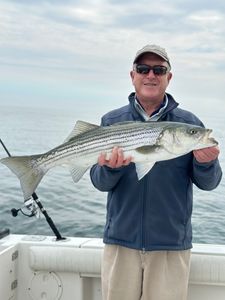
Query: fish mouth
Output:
[[208, 137, 218, 146], [205, 129, 218, 146]]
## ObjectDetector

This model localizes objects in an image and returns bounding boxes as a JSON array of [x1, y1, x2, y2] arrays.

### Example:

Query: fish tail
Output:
[[1, 155, 46, 200]]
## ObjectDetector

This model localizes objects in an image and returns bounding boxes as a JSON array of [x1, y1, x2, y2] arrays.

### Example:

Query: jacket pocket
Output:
[[105, 217, 136, 243]]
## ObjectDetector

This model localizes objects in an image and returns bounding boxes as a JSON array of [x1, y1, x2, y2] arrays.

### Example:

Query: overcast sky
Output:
[[0, 0, 224, 114]]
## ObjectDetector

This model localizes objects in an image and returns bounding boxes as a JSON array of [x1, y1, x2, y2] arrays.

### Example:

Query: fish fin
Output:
[[1, 155, 46, 200], [64, 120, 99, 142], [111, 121, 139, 126], [69, 164, 89, 183], [136, 145, 160, 153], [135, 162, 155, 180]]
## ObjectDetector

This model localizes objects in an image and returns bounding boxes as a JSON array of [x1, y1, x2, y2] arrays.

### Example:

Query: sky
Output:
[[0, 0, 225, 114]]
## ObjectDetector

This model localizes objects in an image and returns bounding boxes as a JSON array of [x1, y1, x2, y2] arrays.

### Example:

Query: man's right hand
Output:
[[98, 147, 133, 168]]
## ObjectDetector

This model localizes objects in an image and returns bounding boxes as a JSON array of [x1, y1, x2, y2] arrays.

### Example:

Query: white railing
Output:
[[1, 234, 225, 300]]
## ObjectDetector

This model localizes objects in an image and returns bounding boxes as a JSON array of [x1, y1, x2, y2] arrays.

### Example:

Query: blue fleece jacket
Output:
[[90, 93, 222, 251]]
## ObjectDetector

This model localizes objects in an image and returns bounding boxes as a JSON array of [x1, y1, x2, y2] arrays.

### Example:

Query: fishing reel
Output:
[[1, 138, 65, 240], [11, 198, 40, 218]]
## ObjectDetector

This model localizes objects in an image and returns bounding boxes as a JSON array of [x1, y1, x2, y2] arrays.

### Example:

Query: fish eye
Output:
[[189, 129, 198, 135]]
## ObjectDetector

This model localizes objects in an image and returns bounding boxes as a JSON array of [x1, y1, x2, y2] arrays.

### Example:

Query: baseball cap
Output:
[[133, 44, 171, 67]]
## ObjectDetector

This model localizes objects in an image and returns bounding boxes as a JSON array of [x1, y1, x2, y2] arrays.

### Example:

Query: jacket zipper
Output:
[[141, 177, 148, 251]]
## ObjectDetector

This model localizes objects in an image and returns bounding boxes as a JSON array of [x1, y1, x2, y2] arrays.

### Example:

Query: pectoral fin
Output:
[[135, 162, 155, 180], [136, 145, 160, 154]]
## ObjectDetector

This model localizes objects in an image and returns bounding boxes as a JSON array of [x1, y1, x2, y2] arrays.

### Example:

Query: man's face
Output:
[[130, 53, 172, 104]]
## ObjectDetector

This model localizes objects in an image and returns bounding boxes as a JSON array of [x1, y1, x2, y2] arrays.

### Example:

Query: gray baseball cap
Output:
[[133, 44, 171, 67]]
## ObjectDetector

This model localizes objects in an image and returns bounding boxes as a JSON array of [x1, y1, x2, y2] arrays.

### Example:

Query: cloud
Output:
[[0, 0, 224, 109]]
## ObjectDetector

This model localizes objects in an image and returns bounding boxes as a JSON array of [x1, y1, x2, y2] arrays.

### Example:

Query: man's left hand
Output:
[[193, 146, 220, 163]]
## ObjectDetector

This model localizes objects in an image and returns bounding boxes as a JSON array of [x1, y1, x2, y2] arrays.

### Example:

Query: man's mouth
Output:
[[144, 82, 157, 87]]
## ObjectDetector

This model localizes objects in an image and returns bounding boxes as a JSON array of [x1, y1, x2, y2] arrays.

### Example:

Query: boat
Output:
[[1, 139, 225, 300], [1, 229, 225, 300]]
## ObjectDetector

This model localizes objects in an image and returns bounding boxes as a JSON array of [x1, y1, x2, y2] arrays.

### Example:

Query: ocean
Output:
[[0, 104, 224, 245]]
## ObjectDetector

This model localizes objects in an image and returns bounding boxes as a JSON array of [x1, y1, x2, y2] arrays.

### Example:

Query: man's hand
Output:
[[193, 146, 220, 163], [98, 147, 133, 168]]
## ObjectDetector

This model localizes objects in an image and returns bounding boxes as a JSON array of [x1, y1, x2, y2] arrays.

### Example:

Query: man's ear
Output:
[[167, 72, 172, 82], [130, 70, 135, 80]]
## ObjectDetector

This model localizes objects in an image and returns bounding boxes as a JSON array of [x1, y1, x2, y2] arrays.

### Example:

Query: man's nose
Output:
[[146, 69, 156, 77]]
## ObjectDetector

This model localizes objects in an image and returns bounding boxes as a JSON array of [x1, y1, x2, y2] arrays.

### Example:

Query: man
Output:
[[90, 44, 222, 300]]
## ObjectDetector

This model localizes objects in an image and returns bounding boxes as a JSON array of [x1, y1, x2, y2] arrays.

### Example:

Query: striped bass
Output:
[[0, 120, 217, 200]]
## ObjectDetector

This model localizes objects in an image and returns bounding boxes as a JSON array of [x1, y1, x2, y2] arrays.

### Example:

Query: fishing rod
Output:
[[0, 138, 65, 241]]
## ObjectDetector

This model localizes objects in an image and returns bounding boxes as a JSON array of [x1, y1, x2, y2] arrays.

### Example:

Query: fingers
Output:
[[98, 147, 132, 168], [98, 152, 108, 166], [109, 147, 122, 168], [193, 146, 220, 163], [123, 156, 133, 166]]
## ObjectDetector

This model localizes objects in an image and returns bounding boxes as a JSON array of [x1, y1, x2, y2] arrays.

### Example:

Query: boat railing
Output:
[[1, 234, 225, 300]]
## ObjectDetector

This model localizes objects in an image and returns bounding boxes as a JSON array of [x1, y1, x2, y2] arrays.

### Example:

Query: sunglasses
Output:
[[135, 64, 168, 76]]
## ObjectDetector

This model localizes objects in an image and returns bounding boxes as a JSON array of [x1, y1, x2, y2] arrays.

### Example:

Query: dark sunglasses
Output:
[[135, 64, 168, 76]]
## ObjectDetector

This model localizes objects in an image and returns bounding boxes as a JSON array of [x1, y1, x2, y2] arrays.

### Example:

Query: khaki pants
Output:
[[102, 244, 190, 300]]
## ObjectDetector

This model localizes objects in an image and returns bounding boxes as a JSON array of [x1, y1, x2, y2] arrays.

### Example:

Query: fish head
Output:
[[158, 123, 218, 155]]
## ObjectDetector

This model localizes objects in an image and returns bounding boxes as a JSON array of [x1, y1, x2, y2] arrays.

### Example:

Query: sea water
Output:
[[0, 104, 224, 244]]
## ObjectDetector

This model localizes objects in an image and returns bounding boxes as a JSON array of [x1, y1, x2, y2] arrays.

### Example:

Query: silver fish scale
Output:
[[40, 123, 164, 167], [1, 120, 217, 201]]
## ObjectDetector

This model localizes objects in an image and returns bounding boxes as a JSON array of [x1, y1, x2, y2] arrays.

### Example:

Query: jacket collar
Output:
[[128, 92, 179, 121]]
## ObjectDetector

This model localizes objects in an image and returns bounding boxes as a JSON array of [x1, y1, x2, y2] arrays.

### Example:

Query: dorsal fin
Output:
[[64, 120, 99, 142]]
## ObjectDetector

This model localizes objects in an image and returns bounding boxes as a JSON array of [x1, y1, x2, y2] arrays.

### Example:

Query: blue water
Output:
[[0, 105, 224, 244]]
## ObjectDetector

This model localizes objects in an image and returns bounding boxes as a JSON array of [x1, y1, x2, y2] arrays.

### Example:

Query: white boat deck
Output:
[[1, 234, 225, 300]]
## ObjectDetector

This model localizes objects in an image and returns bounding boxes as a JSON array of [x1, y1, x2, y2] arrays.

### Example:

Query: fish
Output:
[[0, 120, 218, 200]]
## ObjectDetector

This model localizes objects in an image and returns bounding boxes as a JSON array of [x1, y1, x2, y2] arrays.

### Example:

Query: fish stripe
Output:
[[36, 126, 163, 168]]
